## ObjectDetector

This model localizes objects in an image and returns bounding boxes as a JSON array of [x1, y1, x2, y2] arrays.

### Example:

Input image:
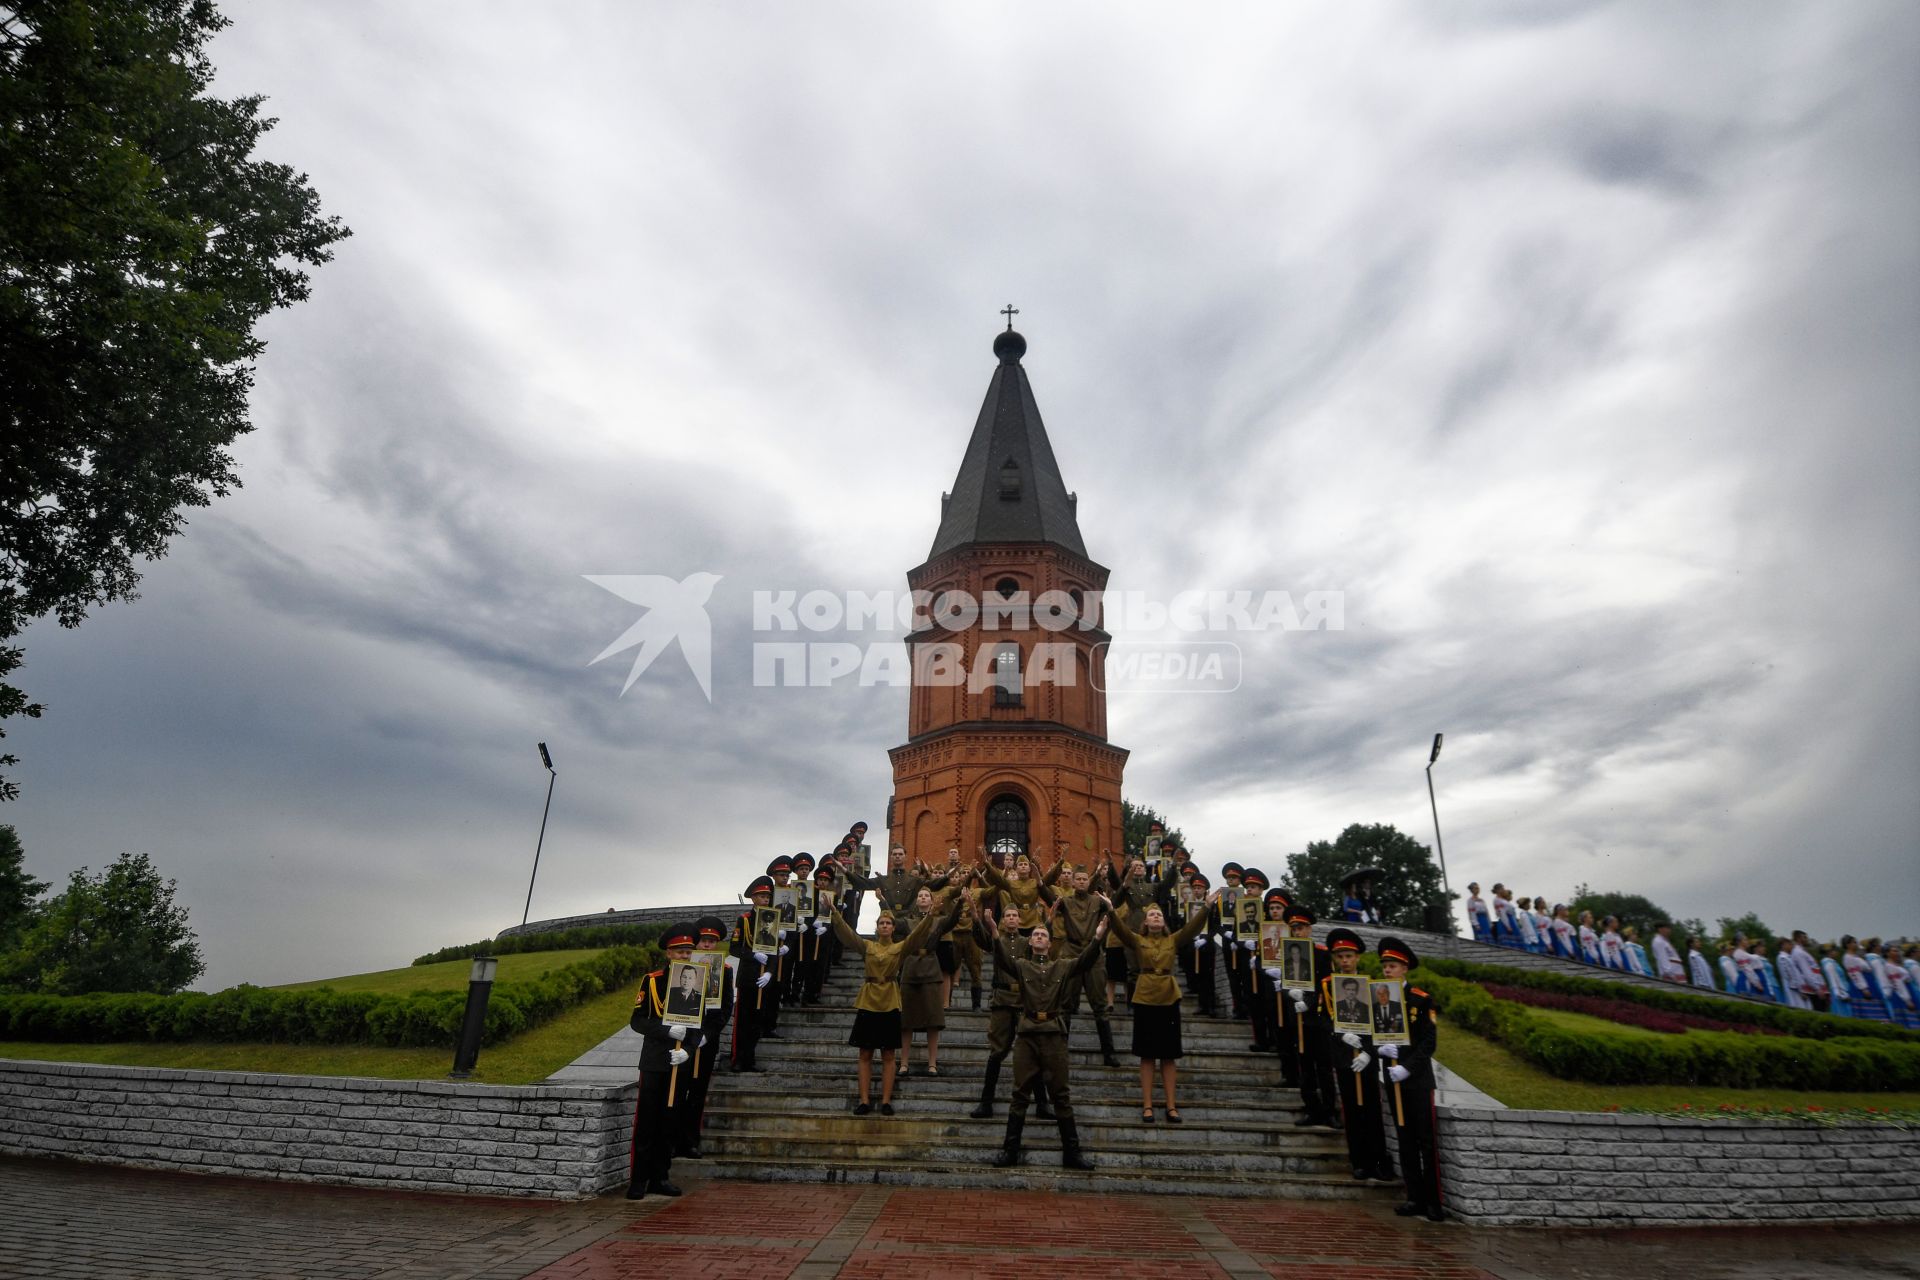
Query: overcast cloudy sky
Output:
[[9, 2, 1919, 989]]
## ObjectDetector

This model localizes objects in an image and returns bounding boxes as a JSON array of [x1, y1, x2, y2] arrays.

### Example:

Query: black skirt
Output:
[[935, 938, 958, 975], [1131, 1001, 1183, 1060], [849, 1008, 903, 1051], [1105, 947, 1129, 980]]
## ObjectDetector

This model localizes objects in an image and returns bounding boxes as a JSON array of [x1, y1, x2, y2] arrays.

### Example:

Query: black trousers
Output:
[[1294, 1016, 1335, 1120], [1334, 1045, 1393, 1177], [732, 980, 766, 1068], [1389, 1075, 1441, 1208], [629, 1066, 690, 1189], [1227, 948, 1252, 1017], [1249, 972, 1278, 1048], [676, 1035, 721, 1153]]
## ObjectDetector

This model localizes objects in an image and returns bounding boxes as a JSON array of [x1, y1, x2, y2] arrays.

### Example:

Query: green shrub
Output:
[[412, 923, 667, 965], [0, 945, 657, 1049], [1417, 970, 1920, 1092]]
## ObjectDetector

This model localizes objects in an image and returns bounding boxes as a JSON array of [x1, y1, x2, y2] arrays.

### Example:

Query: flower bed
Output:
[[1478, 982, 1786, 1036]]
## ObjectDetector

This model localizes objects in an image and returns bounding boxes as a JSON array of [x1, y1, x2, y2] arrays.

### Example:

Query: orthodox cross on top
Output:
[[1000, 304, 1019, 331]]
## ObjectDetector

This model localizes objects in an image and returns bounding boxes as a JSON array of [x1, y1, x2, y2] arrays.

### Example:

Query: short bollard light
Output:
[[449, 955, 498, 1078]]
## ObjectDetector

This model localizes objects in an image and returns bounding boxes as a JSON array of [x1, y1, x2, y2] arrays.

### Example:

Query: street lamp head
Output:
[[538, 742, 554, 771], [1429, 733, 1444, 765]]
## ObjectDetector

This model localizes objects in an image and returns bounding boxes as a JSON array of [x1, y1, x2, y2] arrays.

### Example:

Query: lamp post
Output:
[[522, 742, 557, 929], [449, 954, 498, 1077], [1424, 733, 1454, 933]]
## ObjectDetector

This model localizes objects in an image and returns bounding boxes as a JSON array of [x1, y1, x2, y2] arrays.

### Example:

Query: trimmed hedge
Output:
[[413, 922, 666, 965], [0, 945, 657, 1049], [1422, 972, 1920, 1092], [1421, 956, 1920, 1043]]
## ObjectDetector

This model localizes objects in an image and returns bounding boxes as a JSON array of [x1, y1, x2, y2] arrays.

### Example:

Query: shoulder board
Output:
[[1314, 943, 1328, 953], [1410, 987, 1428, 997]]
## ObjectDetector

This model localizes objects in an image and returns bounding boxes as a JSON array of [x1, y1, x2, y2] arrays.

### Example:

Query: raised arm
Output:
[[1066, 905, 1114, 977], [1098, 894, 1140, 948], [828, 903, 869, 955], [902, 900, 961, 954]]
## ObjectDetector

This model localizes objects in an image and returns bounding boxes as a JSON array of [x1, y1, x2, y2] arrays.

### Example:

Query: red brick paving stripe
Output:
[[523, 1240, 811, 1280], [622, 1186, 866, 1239], [837, 1251, 1233, 1280], [862, 1187, 1199, 1252]]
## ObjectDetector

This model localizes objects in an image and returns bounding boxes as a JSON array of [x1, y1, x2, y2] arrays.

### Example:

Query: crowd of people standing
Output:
[[1463, 882, 1919, 1027], [621, 822, 1445, 1223]]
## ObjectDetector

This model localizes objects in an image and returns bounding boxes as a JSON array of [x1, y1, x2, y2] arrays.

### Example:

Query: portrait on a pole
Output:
[[663, 959, 708, 1026], [1235, 893, 1261, 941], [1281, 937, 1315, 990], [1331, 974, 1372, 1033], [750, 906, 781, 954], [1370, 978, 1410, 1043]]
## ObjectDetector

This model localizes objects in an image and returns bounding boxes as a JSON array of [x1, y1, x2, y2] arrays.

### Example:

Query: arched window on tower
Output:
[[985, 795, 1029, 857], [992, 642, 1022, 706]]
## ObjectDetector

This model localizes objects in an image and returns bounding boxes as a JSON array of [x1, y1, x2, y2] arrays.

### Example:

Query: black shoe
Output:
[[625, 1184, 647, 1200], [763, 1029, 782, 1039], [1063, 1147, 1096, 1171], [680, 1147, 703, 1161], [646, 1180, 683, 1197], [853, 1102, 872, 1115], [1369, 1169, 1399, 1184], [1292, 1113, 1318, 1128], [879, 1102, 895, 1116], [1424, 1205, 1446, 1223], [1352, 1168, 1370, 1181], [970, 1101, 994, 1119], [1394, 1201, 1421, 1217], [992, 1145, 1022, 1167]]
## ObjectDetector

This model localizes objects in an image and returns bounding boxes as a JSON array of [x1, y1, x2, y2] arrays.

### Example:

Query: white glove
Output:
[[778, 945, 790, 957], [1212, 933, 1224, 946], [1264, 967, 1283, 981], [753, 951, 769, 964], [815, 921, 828, 935], [755, 972, 771, 988], [1341, 1032, 1362, 1048], [1242, 939, 1257, 952], [1379, 1043, 1398, 1059], [668, 1047, 690, 1066], [1350, 1051, 1371, 1073], [1193, 935, 1209, 950], [1389, 1064, 1410, 1083], [1291, 995, 1306, 1012], [668, 1025, 686, 1041], [778, 928, 789, 940]]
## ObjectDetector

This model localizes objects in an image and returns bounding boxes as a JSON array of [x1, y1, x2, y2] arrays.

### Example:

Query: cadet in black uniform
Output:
[[1324, 927, 1395, 1184], [675, 915, 734, 1161], [784, 852, 817, 1003], [1180, 871, 1217, 1015], [627, 921, 703, 1199], [729, 875, 778, 1071], [1375, 936, 1444, 1220], [762, 856, 796, 1036], [1248, 885, 1292, 1053], [1278, 904, 1338, 1128], [1218, 863, 1250, 1019]]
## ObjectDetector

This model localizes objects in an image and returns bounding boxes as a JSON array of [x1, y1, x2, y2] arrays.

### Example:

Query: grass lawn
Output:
[[271, 949, 611, 996], [0, 984, 641, 1086], [1437, 1022, 1920, 1112]]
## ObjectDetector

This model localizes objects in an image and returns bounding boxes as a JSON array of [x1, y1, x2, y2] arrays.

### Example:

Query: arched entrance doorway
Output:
[[984, 794, 1030, 858]]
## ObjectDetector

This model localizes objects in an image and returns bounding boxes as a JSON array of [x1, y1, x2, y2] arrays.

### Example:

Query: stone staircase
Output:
[[649, 960, 1396, 1199]]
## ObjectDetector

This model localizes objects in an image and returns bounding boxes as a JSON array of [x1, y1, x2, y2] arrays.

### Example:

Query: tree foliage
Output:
[[1567, 885, 1675, 934], [0, 824, 47, 952], [1285, 823, 1451, 929], [1, 851, 204, 994], [1121, 799, 1187, 857], [0, 0, 349, 798], [1714, 911, 1778, 946]]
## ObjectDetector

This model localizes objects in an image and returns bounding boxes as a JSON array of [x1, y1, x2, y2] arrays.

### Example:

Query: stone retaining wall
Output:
[[0, 1059, 633, 1199], [1437, 1105, 1919, 1225], [499, 904, 737, 939]]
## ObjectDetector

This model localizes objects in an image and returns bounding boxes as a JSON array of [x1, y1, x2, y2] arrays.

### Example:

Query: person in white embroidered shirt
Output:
[[1685, 935, 1715, 989], [1599, 917, 1626, 970], [1465, 884, 1492, 943], [1731, 935, 1764, 996], [1577, 912, 1601, 965], [1549, 905, 1576, 960], [1651, 922, 1686, 983], [1786, 931, 1829, 1013]]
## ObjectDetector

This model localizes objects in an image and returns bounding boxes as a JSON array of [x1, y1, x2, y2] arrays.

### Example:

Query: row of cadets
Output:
[[1217, 863, 1249, 1017], [728, 874, 779, 1072], [1374, 935, 1445, 1222], [778, 853, 816, 1006], [675, 916, 735, 1163], [761, 855, 798, 1036], [825, 889, 955, 1114], [1247, 882, 1291, 1053], [802, 859, 837, 1004], [1178, 870, 1218, 1016], [1275, 903, 1339, 1129], [1322, 927, 1397, 1188], [625, 921, 705, 1199]]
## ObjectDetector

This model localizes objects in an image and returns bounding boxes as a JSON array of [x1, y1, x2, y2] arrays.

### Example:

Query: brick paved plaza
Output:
[[4, 1157, 1919, 1280]]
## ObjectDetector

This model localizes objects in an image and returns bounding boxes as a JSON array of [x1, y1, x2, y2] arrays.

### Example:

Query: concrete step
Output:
[[740, 1042, 1299, 1079], [705, 1067, 1311, 1107], [678, 1151, 1396, 1199], [700, 1108, 1349, 1155], [698, 1130, 1349, 1177]]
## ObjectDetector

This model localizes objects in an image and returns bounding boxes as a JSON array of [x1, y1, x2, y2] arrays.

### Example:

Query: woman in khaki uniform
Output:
[[828, 897, 957, 1115], [978, 847, 1059, 923], [898, 883, 961, 1076], [1104, 890, 1218, 1122]]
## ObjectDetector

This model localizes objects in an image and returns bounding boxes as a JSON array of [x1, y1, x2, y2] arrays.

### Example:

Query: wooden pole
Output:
[[1393, 1078, 1404, 1127], [1296, 1006, 1305, 1054], [667, 1059, 680, 1105]]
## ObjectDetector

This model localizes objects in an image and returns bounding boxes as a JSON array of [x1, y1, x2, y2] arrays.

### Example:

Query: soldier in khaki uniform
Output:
[[968, 901, 1050, 1120], [985, 899, 1113, 1170], [978, 846, 1061, 922], [1052, 862, 1123, 1067]]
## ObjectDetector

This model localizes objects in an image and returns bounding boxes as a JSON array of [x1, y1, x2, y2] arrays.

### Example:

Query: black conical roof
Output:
[[928, 331, 1087, 558]]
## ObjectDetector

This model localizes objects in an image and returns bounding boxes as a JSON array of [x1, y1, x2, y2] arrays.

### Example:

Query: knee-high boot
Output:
[[1097, 1019, 1122, 1068], [992, 1111, 1025, 1166], [971, 1059, 1002, 1119], [1059, 1115, 1096, 1170]]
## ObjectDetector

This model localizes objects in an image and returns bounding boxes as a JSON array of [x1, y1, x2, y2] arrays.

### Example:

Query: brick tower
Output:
[[887, 324, 1127, 864]]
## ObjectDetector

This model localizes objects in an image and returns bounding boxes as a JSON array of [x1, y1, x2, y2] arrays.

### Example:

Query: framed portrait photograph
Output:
[[750, 906, 781, 954], [1281, 937, 1315, 991], [700, 951, 726, 1008], [855, 843, 872, 878], [1259, 921, 1285, 967], [662, 959, 708, 1027], [1330, 974, 1373, 1034], [795, 880, 816, 916], [1235, 893, 1261, 940], [773, 884, 800, 927], [1370, 979, 1410, 1044]]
